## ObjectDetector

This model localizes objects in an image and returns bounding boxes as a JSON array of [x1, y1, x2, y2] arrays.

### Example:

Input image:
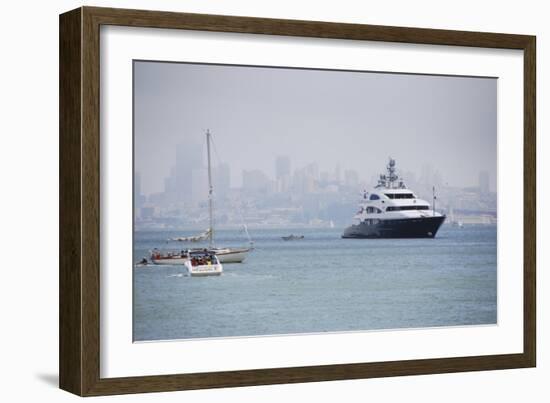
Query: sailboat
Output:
[[151, 130, 252, 265]]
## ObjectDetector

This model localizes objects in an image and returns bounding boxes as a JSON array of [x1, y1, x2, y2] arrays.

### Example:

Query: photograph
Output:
[[132, 60, 498, 342]]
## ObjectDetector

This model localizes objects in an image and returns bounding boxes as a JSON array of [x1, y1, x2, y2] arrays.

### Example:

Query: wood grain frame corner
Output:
[[59, 6, 536, 396]]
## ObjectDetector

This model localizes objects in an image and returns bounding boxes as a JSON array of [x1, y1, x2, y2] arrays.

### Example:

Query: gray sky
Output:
[[134, 61, 496, 195]]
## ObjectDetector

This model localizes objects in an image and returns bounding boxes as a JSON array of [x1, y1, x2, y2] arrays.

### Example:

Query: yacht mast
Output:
[[206, 129, 214, 247], [432, 186, 436, 216]]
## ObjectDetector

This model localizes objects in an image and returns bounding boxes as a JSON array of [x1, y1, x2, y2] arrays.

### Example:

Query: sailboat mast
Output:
[[206, 129, 214, 247]]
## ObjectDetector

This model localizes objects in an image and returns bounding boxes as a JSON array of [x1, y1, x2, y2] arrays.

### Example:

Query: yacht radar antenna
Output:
[[387, 157, 399, 188]]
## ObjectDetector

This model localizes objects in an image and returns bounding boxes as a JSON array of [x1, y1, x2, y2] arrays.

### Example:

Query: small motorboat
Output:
[[281, 234, 305, 241], [184, 250, 223, 277]]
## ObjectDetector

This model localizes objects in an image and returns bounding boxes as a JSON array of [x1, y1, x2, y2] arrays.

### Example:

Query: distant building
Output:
[[291, 166, 318, 194], [319, 171, 330, 185], [243, 169, 271, 193], [148, 192, 167, 206], [291, 169, 304, 194], [191, 168, 209, 204], [134, 172, 145, 206], [214, 162, 231, 198], [304, 176, 317, 193], [305, 163, 319, 181], [479, 170, 490, 194], [334, 164, 341, 184], [140, 205, 155, 219], [276, 175, 291, 193], [344, 169, 359, 188], [163, 141, 204, 206], [134, 172, 142, 200], [134, 172, 146, 218], [276, 156, 291, 180], [275, 156, 291, 193]]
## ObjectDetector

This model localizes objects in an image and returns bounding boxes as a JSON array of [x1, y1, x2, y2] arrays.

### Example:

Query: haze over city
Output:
[[134, 61, 497, 197]]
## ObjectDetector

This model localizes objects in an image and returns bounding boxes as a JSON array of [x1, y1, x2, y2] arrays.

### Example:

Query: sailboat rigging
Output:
[[150, 129, 252, 265]]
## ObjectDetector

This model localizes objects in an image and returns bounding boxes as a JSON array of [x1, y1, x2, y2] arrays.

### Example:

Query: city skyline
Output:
[[135, 150, 494, 201], [134, 148, 496, 230]]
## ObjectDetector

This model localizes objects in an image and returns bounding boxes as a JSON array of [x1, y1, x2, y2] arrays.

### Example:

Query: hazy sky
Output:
[[134, 61, 497, 195]]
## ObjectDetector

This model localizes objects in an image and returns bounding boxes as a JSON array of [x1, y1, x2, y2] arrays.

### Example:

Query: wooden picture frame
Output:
[[59, 6, 536, 396]]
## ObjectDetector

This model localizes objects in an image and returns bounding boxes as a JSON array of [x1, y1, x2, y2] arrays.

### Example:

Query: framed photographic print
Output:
[[59, 6, 536, 396]]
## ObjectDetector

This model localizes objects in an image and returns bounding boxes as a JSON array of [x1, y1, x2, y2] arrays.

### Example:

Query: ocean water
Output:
[[133, 225, 497, 341]]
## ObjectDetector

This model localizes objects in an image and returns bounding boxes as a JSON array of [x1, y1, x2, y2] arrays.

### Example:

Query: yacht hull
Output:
[[342, 215, 446, 239]]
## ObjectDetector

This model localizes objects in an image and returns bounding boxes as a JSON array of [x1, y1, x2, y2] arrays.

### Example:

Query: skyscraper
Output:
[[305, 162, 319, 181], [134, 171, 142, 204], [214, 162, 231, 198], [243, 169, 271, 194], [134, 171, 145, 217], [334, 164, 341, 184], [275, 156, 291, 180], [164, 141, 204, 205], [191, 168, 209, 204], [479, 171, 490, 194], [275, 156, 291, 193], [344, 169, 359, 188]]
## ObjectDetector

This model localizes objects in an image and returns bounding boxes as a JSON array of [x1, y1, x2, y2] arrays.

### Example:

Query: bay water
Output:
[[133, 225, 497, 341]]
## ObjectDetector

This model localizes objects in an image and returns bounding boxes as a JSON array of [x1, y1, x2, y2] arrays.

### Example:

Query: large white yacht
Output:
[[342, 158, 445, 239]]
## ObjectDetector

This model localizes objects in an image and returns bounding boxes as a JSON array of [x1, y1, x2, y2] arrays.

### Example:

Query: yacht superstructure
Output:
[[342, 158, 445, 239]]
